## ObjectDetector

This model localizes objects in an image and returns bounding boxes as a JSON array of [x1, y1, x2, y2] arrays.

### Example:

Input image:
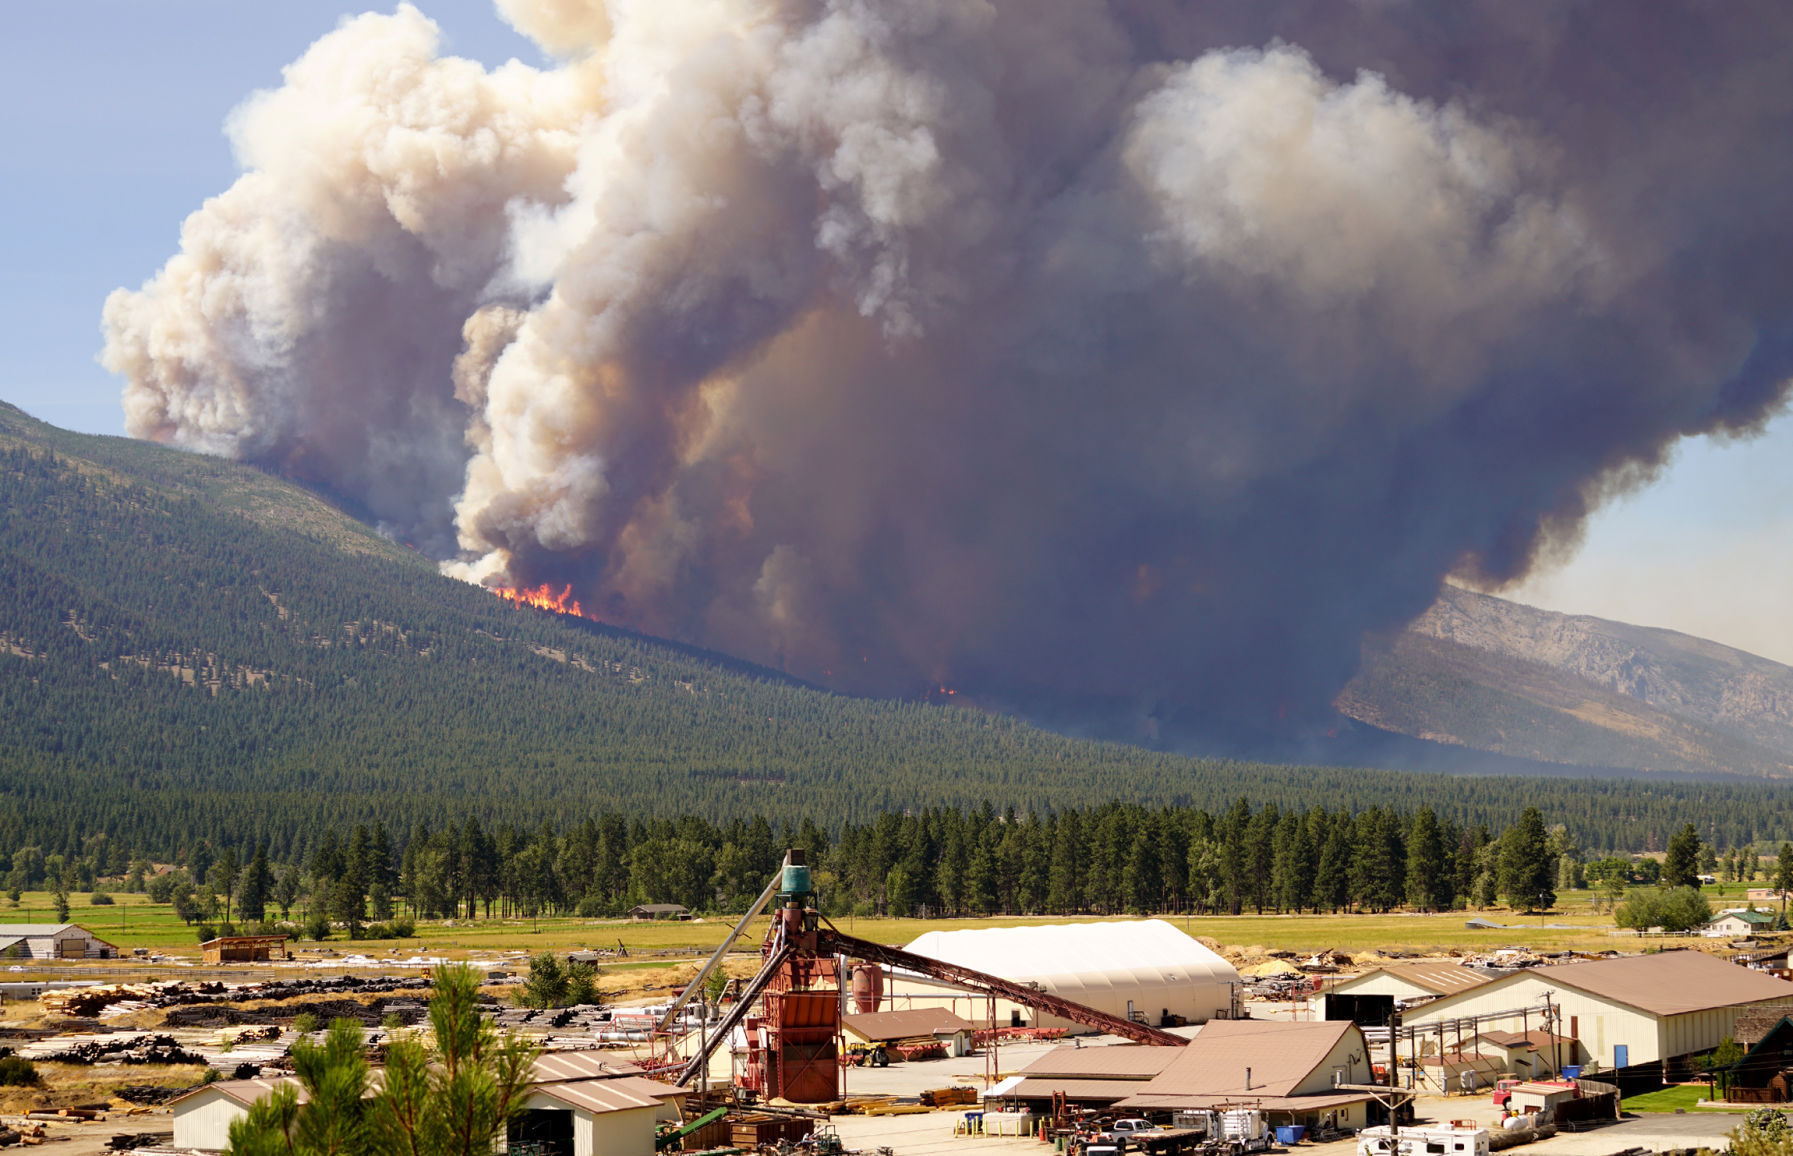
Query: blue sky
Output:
[[4, 2, 1790, 663]]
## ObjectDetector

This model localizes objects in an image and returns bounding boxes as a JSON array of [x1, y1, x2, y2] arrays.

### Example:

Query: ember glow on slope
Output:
[[73, 1, 1793, 738]]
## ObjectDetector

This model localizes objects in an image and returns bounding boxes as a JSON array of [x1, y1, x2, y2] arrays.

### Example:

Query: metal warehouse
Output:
[[1404, 950, 1793, 1081]]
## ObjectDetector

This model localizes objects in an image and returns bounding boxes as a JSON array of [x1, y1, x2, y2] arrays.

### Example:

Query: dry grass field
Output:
[[4, 885, 1745, 974]]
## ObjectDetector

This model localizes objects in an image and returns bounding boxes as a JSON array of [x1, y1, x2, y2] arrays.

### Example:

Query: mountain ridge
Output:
[[1338, 583, 1793, 778], [4, 400, 1792, 858]]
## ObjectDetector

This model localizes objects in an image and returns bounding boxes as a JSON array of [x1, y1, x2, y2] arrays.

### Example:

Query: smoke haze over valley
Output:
[[100, 1, 1793, 742]]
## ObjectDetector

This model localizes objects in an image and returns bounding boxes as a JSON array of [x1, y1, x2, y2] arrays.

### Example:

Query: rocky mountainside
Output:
[[1338, 584, 1793, 778]]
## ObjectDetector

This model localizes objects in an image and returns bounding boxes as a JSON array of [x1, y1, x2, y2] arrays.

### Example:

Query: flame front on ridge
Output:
[[492, 583, 587, 619]]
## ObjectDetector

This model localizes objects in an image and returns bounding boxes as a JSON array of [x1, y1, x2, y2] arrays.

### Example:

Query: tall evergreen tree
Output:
[[1404, 808, 1445, 911], [238, 844, 272, 924], [1498, 806, 1555, 911], [1663, 823, 1702, 889]]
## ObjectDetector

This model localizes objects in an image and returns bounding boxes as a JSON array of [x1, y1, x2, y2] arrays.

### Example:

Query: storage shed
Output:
[[898, 920, 1240, 1032], [0, 923, 118, 960], [841, 1007, 977, 1057], [171, 1077, 314, 1149], [510, 1075, 680, 1156], [201, 934, 289, 963], [1405, 950, 1793, 1079], [1473, 1030, 1578, 1078]]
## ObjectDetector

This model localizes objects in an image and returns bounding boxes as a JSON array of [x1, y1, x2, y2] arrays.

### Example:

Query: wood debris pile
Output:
[[14, 1033, 207, 1067]]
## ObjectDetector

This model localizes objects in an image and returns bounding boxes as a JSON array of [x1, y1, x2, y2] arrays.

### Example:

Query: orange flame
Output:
[[491, 583, 589, 619]]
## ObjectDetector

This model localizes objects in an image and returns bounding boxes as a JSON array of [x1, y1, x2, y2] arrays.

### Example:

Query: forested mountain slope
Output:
[[1339, 584, 1793, 778], [2, 402, 1791, 860]]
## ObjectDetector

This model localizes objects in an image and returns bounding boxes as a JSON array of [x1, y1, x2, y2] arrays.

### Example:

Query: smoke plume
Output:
[[102, 1, 1793, 741]]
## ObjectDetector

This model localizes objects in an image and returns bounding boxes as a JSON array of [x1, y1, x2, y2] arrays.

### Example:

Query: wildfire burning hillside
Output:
[[492, 583, 589, 620]]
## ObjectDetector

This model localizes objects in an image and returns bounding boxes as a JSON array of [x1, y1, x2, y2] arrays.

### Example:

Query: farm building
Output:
[[1704, 910, 1777, 938], [841, 1007, 977, 1057], [1320, 963, 1495, 1025], [896, 920, 1241, 1032], [1404, 950, 1793, 1081], [200, 934, 289, 963], [171, 1051, 680, 1152], [0, 923, 118, 959], [1114, 1019, 1383, 1129], [628, 903, 690, 920]]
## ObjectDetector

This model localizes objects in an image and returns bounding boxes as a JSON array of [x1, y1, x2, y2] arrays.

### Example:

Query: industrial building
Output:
[[986, 1043, 1182, 1111], [1404, 950, 1793, 1080], [170, 1050, 680, 1152], [1114, 1020, 1383, 1129], [897, 920, 1241, 1032], [1320, 962, 1494, 1025], [0, 923, 118, 959]]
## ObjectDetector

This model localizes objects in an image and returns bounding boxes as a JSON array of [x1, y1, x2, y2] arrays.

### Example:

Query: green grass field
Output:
[[1621, 1083, 1743, 1113], [1, 886, 1710, 969]]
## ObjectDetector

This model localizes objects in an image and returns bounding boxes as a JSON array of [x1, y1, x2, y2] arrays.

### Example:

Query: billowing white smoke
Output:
[[102, 1, 1793, 738]]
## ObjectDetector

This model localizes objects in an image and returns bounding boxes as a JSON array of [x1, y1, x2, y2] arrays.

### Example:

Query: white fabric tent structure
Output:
[[898, 919, 1241, 1031]]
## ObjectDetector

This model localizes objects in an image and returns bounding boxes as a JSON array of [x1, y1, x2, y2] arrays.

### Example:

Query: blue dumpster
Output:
[[1275, 1125, 1307, 1145], [1562, 1065, 1582, 1079]]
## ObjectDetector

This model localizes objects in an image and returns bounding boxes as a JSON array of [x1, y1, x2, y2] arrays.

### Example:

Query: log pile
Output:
[[15, 1033, 207, 1066]]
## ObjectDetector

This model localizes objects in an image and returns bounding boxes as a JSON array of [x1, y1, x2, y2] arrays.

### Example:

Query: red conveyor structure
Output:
[[671, 851, 1186, 1103]]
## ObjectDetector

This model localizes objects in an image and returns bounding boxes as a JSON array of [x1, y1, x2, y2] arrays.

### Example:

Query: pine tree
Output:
[[1314, 818, 1353, 913], [239, 844, 273, 924], [1405, 808, 1445, 911], [213, 846, 240, 924], [1498, 806, 1555, 911], [369, 823, 395, 921], [1664, 823, 1702, 889]]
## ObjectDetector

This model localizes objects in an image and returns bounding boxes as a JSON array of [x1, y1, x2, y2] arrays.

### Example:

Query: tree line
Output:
[[14, 804, 1774, 936]]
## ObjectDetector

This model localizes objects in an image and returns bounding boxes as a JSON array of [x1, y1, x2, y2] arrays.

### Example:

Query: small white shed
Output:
[[510, 1076, 675, 1156], [171, 1077, 306, 1149]]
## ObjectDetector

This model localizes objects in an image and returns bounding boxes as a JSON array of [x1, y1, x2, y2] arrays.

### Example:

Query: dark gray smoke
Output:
[[102, 1, 1793, 741]]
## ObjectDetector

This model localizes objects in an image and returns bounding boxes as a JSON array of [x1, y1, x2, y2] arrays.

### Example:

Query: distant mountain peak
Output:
[[1338, 584, 1793, 778]]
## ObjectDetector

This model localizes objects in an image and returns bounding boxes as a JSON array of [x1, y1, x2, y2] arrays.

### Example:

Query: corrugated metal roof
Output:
[[0, 924, 79, 936], [1477, 1030, 1569, 1051], [1371, 963, 1495, 996], [530, 1051, 644, 1083], [1116, 1091, 1375, 1112], [842, 1007, 976, 1040], [168, 1076, 306, 1108], [1527, 951, 1793, 1017], [530, 1075, 674, 1114], [1006, 1078, 1139, 1101], [1018, 1044, 1181, 1079], [1129, 1020, 1355, 1098]]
